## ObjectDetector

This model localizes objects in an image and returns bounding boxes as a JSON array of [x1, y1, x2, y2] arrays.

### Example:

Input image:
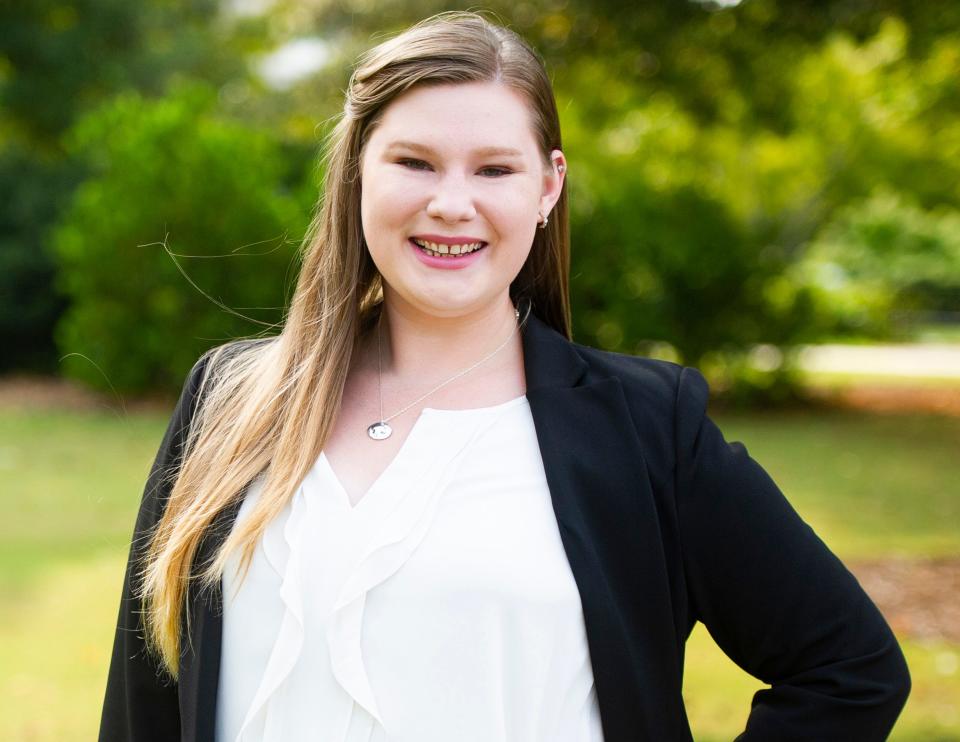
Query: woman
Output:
[[100, 11, 910, 742]]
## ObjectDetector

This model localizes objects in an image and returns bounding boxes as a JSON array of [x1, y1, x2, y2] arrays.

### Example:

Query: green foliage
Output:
[[797, 191, 960, 336], [560, 67, 818, 365], [5, 1, 960, 396], [0, 148, 79, 372], [0, 0, 248, 148], [553, 14, 960, 374], [51, 82, 309, 392], [787, 17, 960, 211], [0, 0, 263, 373]]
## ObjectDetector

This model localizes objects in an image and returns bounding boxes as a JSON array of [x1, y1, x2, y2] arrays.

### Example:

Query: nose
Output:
[[425, 173, 477, 223]]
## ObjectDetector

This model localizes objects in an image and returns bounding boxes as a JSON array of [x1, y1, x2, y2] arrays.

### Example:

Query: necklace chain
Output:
[[374, 302, 528, 428]]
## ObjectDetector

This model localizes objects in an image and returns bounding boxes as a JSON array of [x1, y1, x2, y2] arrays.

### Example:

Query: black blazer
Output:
[[100, 310, 911, 741]]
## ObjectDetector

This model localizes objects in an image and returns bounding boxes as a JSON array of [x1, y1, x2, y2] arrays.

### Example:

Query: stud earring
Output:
[[538, 210, 549, 229]]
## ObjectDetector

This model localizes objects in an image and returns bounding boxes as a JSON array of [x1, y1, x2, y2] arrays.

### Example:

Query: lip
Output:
[[410, 234, 488, 246], [409, 237, 486, 270]]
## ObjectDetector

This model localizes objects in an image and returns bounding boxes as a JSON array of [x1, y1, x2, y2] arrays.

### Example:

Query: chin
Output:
[[412, 293, 497, 319]]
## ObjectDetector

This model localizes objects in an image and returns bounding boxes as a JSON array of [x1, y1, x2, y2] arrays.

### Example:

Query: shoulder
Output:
[[569, 341, 710, 425], [188, 336, 275, 389], [148, 337, 275, 496], [172, 336, 276, 433], [192, 336, 274, 372]]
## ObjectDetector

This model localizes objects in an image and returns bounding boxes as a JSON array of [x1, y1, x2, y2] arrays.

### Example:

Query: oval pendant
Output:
[[367, 421, 393, 440]]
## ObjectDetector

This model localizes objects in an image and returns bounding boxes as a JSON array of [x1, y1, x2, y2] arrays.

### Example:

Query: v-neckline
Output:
[[318, 394, 528, 517], [318, 408, 432, 516]]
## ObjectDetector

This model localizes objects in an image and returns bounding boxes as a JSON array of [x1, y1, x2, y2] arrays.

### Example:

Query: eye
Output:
[[479, 167, 513, 177], [395, 159, 513, 177], [398, 158, 431, 171]]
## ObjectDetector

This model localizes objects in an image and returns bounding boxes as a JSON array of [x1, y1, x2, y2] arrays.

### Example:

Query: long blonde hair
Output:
[[140, 10, 571, 677]]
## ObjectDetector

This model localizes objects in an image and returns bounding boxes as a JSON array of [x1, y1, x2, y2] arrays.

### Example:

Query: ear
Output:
[[538, 149, 567, 219]]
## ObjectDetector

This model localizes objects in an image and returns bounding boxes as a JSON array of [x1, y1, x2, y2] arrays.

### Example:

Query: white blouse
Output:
[[216, 395, 605, 742]]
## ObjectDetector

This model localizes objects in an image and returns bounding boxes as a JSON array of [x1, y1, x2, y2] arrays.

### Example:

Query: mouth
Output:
[[409, 237, 488, 258]]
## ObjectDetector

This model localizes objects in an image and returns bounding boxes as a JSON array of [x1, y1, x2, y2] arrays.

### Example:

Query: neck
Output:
[[375, 292, 520, 381]]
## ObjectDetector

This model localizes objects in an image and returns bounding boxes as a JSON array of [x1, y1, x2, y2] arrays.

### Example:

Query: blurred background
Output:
[[0, 0, 957, 739]]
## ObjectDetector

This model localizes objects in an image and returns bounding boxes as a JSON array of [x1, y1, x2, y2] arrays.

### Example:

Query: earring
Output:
[[538, 210, 549, 229]]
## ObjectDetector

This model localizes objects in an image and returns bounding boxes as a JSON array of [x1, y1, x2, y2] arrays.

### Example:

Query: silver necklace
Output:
[[367, 304, 524, 440]]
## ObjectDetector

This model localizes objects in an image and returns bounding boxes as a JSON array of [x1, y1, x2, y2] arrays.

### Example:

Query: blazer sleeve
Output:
[[99, 351, 214, 742], [674, 366, 910, 741]]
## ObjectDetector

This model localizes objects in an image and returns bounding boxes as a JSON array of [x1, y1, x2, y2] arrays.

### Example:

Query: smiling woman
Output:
[[99, 10, 910, 742], [360, 81, 564, 319]]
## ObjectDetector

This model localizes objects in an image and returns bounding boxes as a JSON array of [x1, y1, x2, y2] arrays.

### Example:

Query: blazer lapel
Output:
[[521, 311, 691, 741]]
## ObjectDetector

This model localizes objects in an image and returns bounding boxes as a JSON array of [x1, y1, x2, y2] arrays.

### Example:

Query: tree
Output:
[[0, 0, 259, 370], [51, 82, 309, 392]]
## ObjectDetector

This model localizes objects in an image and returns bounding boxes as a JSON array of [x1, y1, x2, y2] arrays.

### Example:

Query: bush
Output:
[[51, 81, 310, 393], [796, 190, 960, 338], [559, 87, 819, 366], [0, 148, 78, 372]]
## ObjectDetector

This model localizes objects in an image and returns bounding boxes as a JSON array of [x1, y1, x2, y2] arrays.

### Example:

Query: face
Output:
[[359, 81, 565, 321]]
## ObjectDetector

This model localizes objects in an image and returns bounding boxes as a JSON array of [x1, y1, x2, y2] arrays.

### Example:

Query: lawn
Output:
[[0, 403, 957, 740]]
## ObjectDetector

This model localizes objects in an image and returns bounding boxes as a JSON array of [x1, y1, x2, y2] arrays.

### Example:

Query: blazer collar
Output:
[[519, 300, 588, 392]]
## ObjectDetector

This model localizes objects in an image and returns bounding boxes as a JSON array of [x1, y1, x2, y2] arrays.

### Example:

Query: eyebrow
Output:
[[384, 140, 525, 158]]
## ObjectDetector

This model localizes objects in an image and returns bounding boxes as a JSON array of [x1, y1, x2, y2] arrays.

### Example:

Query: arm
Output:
[[674, 366, 910, 741], [99, 352, 214, 741]]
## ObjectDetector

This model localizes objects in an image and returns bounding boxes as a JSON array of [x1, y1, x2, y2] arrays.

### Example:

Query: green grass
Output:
[[683, 623, 960, 742], [714, 409, 960, 559], [0, 555, 120, 742], [0, 405, 957, 740], [0, 408, 165, 595]]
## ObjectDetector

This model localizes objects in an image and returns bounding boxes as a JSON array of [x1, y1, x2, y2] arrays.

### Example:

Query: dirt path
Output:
[[848, 557, 960, 643], [807, 384, 960, 416], [0, 375, 170, 413]]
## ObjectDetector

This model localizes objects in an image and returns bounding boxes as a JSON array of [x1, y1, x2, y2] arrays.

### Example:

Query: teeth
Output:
[[413, 238, 484, 256]]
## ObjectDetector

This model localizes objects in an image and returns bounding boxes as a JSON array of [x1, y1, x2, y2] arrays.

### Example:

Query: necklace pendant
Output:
[[367, 421, 393, 440]]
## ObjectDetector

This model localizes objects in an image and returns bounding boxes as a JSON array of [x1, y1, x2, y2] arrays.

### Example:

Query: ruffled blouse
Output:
[[215, 395, 605, 742]]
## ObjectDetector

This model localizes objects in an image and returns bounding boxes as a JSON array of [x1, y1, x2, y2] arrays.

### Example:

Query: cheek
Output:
[[503, 194, 540, 258], [362, 175, 422, 230], [490, 208, 537, 264], [493, 195, 537, 239]]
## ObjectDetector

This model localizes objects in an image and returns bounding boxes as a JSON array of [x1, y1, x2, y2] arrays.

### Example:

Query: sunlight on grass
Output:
[[682, 623, 960, 742], [683, 622, 763, 739], [895, 638, 960, 740], [0, 554, 122, 742], [0, 409, 164, 592]]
